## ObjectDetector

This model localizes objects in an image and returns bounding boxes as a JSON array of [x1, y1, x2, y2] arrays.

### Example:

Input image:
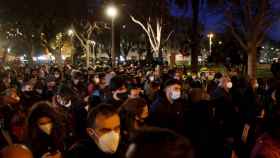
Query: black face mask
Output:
[[117, 92, 128, 101], [23, 91, 37, 98]]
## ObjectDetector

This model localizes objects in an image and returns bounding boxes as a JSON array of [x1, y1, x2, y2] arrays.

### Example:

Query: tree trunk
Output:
[[56, 48, 63, 66], [159, 48, 163, 64], [28, 44, 35, 64], [2, 48, 8, 64], [86, 46, 90, 68], [191, 0, 200, 73], [145, 36, 153, 64], [247, 46, 257, 79], [170, 53, 176, 68]]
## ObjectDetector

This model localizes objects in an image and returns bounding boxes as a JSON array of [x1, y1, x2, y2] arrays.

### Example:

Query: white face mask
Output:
[[255, 83, 259, 88], [57, 96, 71, 108], [96, 131, 120, 154], [39, 123, 53, 135], [94, 78, 100, 84], [149, 76, 155, 82], [63, 100, 72, 108], [171, 91, 181, 100], [54, 74, 60, 78], [23, 85, 33, 92], [73, 79, 79, 85], [174, 76, 181, 80], [18, 80, 23, 84], [36, 89, 43, 94], [227, 82, 233, 89], [15, 96, 20, 101]]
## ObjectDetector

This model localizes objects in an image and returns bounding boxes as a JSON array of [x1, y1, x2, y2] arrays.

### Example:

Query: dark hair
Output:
[[109, 75, 126, 91], [163, 79, 181, 90], [26, 101, 64, 152], [87, 104, 118, 128], [214, 72, 223, 79], [126, 127, 194, 158], [57, 84, 74, 97], [120, 98, 147, 115], [71, 70, 82, 79], [119, 98, 148, 132]]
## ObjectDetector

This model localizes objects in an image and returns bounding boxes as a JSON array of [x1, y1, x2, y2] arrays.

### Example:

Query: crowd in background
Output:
[[0, 62, 280, 158]]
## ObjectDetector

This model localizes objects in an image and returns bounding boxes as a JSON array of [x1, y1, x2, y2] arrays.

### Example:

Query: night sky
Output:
[[170, 1, 280, 42]]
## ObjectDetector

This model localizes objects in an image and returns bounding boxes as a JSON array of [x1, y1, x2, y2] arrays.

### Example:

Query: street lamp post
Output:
[[106, 5, 118, 67], [207, 33, 214, 56]]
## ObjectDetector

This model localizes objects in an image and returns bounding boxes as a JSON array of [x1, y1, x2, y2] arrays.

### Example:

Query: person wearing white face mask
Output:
[[66, 104, 123, 158], [26, 101, 64, 158], [210, 76, 241, 156], [149, 79, 186, 134]]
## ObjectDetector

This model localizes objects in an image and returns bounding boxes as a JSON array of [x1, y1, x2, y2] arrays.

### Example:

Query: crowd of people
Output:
[[0, 62, 280, 158]]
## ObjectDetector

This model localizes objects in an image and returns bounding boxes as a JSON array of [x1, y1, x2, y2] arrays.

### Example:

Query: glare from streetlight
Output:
[[7, 48, 11, 53], [106, 5, 118, 18], [207, 33, 214, 38], [68, 29, 74, 36]]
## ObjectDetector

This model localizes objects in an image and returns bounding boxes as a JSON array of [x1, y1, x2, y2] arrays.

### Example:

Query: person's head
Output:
[[218, 76, 232, 91], [21, 82, 34, 93], [164, 79, 182, 103], [110, 75, 127, 93], [249, 78, 258, 90], [38, 69, 46, 79], [1, 72, 11, 86], [53, 69, 62, 80], [174, 71, 182, 81], [110, 75, 128, 101], [99, 73, 106, 82], [56, 84, 74, 108], [214, 72, 223, 81], [46, 76, 56, 90], [89, 74, 100, 85], [1, 144, 33, 158], [126, 127, 194, 158], [119, 98, 149, 130], [86, 104, 121, 154], [71, 70, 83, 85], [128, 84, 143, 99], [31, 69, 38, 78], [27, 101, 62, 140], [1, 88, 20, 105]]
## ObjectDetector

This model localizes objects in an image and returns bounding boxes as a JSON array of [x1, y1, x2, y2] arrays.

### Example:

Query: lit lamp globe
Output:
[[68, 29, 74, 36], [106, 6, 118, 18]]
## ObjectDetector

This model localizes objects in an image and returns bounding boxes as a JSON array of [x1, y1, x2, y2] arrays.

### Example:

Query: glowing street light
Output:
[[207, 33, 214, 56], [106, 5, 118, 67], [7, 48, 11, 53], [68, 29, 74, 36], [106, 6, 118, 18]]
